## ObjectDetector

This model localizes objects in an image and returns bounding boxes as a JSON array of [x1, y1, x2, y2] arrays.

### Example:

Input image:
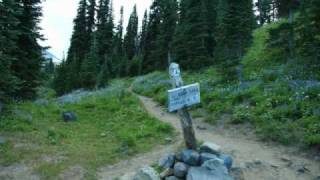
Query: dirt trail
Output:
[[98, 95, 320, 180]]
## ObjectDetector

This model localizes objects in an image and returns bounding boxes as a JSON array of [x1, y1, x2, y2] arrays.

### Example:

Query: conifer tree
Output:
[[112, 6, 124, 77], [0, 0, 20, 101], [256, 0, 272, 25], [124, 5, 139, 61], [65, 0, 88, 90], [52, 59, 68, 95], [215, 0, 255, 80], [141, 0, 162, 73], [87, 0, 96, 43], [152, 0, 178, 70], [12, 0, 43, 99], [80, 34, 99, 89], [173, 0, 216, 70]]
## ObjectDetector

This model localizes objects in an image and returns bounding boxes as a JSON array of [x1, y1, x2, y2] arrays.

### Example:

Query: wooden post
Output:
[[169, 63, 197, 150]]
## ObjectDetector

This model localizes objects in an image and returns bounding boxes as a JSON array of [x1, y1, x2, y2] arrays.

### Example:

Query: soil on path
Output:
[[98, 95, 320, 180]]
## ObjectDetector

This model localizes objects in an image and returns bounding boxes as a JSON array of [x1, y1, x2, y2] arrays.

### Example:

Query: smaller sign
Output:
[[168, 83, 200, 112]]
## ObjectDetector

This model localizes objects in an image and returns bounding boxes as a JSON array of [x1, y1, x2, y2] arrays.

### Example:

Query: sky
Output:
[[39, 0, 152, 61]]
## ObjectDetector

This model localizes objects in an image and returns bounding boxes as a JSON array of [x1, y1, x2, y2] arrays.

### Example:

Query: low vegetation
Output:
[[132, 23, 320, 148], [0, 80, 174, 179]]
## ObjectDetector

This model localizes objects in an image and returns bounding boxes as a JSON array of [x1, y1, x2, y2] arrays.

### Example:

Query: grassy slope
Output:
[[132, 23, 320, 147], [0, 80, 173, 179]]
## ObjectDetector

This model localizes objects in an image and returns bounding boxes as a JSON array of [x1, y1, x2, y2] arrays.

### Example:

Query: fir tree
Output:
[[0, 0, 20, 101], [124, 5, 139, 62], [152, 0, 178, 70], [12, 0, 43, 99], [87, 0, 96, 43], [52, 59, 68, 95], [80, 34, 99, 89], [65, 0, 88, 90], [112, 6, 124, 77], [215, 0, 255, 80], [173, 0, 216, 70], [141, 0, 161, 73]]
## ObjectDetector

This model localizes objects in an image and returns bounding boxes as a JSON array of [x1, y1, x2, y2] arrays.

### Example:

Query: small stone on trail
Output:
[[174, 162, 189, 178], [160, 168, 174, 179], [133, 166, 160, 180], [181, 149, 200, 166], [200, 142, 221, 155], [62, 112, 77, 122], [159, 153, 176, 168], [230, 167, 245, 180], [296, 164, 309, 173], [165, 137, 173, 144], [196, 125, 207, 130], [0, 136, 7, 145]]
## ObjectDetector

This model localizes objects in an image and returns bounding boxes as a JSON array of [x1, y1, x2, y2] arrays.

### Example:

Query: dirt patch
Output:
[[0, 164, 40, 180], [58, 165, 85, 180], [131, 95, 320, 180]]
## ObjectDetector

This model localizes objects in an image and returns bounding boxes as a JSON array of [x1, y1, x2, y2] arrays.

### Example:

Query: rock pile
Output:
[[133, 142, 234, 180]]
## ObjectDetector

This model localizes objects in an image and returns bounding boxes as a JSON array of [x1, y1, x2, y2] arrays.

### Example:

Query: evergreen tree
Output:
[[96, 0, 114, 65], [256, 0, 272, 25], [141, 0, 162, 73], [112, 6, 124, 77], [44, 59, 55, 75], [65, 0, 88, 90], [52, 59, 68, 95], [80, 34, 99, 89], [124, 5, 139, 62], [0, 0, 20, 101], [215, 0, 255, 80], [294, 0, 320, 78], [152, 0, 178, 70], [11, 0, 43, 99], [173, 0, 217, 70], [87, 0, 96, 43]]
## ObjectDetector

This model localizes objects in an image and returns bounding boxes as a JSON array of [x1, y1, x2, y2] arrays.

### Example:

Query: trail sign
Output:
[[168, 62, 198, 150], [168, 83, 200, 112]]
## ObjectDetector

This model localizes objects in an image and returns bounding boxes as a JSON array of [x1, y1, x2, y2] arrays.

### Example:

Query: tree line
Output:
[[1, 0, 319, 99]]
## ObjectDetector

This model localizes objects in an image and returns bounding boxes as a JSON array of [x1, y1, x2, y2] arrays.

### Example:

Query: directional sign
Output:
[[168, 83, 200, 112]]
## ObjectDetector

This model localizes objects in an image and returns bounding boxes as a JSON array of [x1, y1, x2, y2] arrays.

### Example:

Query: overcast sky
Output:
[[40, 0, 152, 60]]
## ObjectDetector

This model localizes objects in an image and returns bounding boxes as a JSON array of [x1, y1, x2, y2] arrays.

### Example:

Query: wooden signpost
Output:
[[168, 63, 199, 150]]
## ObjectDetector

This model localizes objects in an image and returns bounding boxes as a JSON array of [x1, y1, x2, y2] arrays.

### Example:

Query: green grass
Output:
[[132, 67, 320, 147], [0, 80, 174, 179]]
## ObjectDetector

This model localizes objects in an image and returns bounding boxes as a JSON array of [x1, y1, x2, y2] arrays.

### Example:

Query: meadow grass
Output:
[[0, 80, 174, 179]]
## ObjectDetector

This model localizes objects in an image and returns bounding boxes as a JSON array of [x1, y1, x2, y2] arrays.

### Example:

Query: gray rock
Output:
[[181, 149, 200, 166], [187, 159, 233, 180], [62, 112, 77, 122], [165, 176, 181, 180], [219, 154, 233, 170], [174, 162, 189, 178], [0, 136, 6, 145], [133, 166, 160, 180], [200, 142, 221, 155], [200, 153, 219, 164], [187, 166, 233, 180], [159, 153, 176, 168]]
